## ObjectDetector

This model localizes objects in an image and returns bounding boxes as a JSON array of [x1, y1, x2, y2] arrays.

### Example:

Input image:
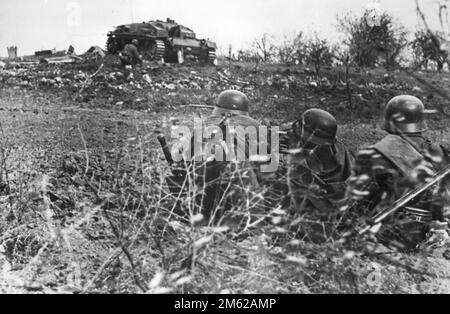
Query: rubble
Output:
[[0, 60, 417, 121], [0, 62, 259, 108], [83, 46, 106, 62]]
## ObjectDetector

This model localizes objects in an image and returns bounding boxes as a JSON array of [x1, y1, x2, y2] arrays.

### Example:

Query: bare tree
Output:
[[277, 34, 298, 65], [438, 0, 450, 33], [305, 35, 335, 76], [334, 48, 353, 107], [252, 33, 276, 63], [412, 30, 449, 71], [276, 32, 307, 65]]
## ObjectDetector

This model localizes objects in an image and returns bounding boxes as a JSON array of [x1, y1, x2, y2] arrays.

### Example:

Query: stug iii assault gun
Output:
[[106, 18, 217, 64]]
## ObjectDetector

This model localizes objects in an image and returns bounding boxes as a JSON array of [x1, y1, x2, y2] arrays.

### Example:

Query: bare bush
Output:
[[337, 10, 408, 68], [276, 33, 308, 66], [252, 33, 277, 63], [411, 30, 449, 71], [305, 35, 336, 76]]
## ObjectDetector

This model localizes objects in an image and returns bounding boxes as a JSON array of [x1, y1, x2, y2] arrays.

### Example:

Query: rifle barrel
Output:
[[181, 104, 215, 109], [157, 134, 174, 166], [359, 165, 450, 235]]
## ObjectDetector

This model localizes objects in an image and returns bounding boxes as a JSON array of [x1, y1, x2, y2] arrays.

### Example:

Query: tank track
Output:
[[154, 40, 166, 60], [207, 49, 217, 64]]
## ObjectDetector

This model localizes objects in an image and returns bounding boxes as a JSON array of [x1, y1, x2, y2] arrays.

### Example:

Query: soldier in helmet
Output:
[[120, 39, 142, 67], [348, 95, 450, 251], [272, 109, 353, 242], [169, 90, 263, 222], [200, 90, 263, 219], [285, 109, 353, 210]]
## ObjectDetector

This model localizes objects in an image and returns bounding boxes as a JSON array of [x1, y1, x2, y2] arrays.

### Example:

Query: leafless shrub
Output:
[[276, 33, 308, 66], [411, 30, 449, 71], [337, 10, 408, 68], [305, 35, 336, 76], [252, 33, 277, 63]]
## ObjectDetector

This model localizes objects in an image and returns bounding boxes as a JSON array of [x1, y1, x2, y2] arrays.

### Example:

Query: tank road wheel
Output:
[[208, 49, 217, 65]]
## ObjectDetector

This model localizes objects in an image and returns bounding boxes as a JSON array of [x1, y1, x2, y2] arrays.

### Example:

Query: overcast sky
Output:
[[0, 0, 445, 57]]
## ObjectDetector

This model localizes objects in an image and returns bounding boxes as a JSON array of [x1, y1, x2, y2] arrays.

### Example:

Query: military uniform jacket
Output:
[[190, 113, 263, 219], [350, 133, 450, 250], [122, 44, 141, 64], [288, 141, 353, 211]]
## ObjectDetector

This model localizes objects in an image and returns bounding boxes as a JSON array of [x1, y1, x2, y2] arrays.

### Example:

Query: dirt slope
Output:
[[0, 61, 449, 293]]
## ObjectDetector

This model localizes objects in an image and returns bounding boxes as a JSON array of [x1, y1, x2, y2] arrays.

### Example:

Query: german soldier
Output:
[[285, 109, 353, 210], [273, 109, 353, 242], [120, 39, 142, 67], [166, 90, 264, 223], [348, 95, 450, 251]]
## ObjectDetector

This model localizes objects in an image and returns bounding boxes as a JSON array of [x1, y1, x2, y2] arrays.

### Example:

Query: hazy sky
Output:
[[0, 0, 444, 57]]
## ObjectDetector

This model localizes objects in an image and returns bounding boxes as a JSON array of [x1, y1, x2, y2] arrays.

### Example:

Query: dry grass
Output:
[[1, 62, 450, 294]]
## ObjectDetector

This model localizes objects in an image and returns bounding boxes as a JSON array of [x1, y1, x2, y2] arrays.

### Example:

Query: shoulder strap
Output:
[[371, 134, 425, 176]]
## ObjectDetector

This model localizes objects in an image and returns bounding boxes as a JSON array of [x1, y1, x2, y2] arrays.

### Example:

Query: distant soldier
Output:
[[348, 95, 450, 251], [120, 39, 142, 67]]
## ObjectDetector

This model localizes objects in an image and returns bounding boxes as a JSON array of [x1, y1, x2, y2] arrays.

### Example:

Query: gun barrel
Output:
[[359, 165, 450, 235]]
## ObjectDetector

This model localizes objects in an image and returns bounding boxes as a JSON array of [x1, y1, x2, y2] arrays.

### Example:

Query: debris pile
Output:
[[0, 63, 254, 92]]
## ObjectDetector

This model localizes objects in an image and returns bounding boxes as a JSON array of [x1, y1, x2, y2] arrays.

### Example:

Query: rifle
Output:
[[358, 164, 450, 235], [157, 133, 188, 196], [157, 133, 188, 176], [157, 134, 174, 166], [180, 104, 215, 109]]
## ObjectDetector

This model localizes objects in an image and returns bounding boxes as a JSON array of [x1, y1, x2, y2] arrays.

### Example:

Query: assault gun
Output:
[[358, 164, 450, 235]]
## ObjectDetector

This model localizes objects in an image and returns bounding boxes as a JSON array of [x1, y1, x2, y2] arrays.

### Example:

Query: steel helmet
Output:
[[296, 109, 338, 146], [382, 95, 428, 134], [213, 90, 250, 116], [131, 39, 139, 46]]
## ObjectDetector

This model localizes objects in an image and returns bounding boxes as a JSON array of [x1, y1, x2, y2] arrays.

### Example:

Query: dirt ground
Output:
[[0, 61, 450, 294]]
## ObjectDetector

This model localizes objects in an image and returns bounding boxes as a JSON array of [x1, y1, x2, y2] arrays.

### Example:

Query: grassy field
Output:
[[0, 60, 449, 293]]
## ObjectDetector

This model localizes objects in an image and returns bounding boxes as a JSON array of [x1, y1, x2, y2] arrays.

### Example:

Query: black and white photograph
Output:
[[0, 0, 449, 297]]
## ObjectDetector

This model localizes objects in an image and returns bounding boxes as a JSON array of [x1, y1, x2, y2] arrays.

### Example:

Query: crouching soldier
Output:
[[286, 109, 353, 210], [120, 39, 142, 67], [193, 90, 263, 222], [348, 95, 450, 251], [163, 90, 265, 224], [278, 109, 353, 242]]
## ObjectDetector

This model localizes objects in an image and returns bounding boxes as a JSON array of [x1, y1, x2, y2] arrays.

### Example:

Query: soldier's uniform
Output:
[[120, 40, 142, 67], [349, 95, 450, 251], [170, 90, 263, 223], [286, 109, 353, 211], [277, 109, 353, 242]]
